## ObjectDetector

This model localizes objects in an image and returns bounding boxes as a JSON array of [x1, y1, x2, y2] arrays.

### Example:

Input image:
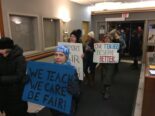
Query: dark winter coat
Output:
[[0, 45, 27, 113], [130, 34, 142, 57], [84, 39, 96, 60], [83, 39, 97, 74], [51, 62, 80, 116]]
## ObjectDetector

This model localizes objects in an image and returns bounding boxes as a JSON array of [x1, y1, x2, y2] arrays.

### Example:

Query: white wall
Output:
[[68, 2, 91, 33], [1, 0, 91, 37]]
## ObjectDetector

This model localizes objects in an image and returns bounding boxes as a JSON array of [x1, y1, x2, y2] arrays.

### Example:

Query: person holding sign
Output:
[[0, 37, 31, 116], [51, 45, 80, 116], [99, 34, 117, 99], [68, 29, 84, 79], [69, 29, 82, 43]]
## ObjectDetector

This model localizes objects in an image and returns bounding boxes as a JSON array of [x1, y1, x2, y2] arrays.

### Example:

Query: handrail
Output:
[[25, 51, 55, 61]]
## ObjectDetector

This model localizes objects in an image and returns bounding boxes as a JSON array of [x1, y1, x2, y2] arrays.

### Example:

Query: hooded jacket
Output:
[[0, 45, 27, 113], [0, 45, 26, 85]]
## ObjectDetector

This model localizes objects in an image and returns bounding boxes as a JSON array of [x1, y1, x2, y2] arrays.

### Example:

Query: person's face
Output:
[[114, 32, 120, 39], [104, 37, 111, 43], [121, 29, 124, 33], [69, 34, 77, 43], [0, 49, 11, 57], [137, 26, 142, 32], [138, 26, 141, 30], [54, 52, 67, 64]]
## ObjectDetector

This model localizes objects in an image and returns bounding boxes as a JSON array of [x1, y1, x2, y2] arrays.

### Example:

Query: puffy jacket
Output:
[[0, 45, 26, 85], [0, 45, 27, 112]]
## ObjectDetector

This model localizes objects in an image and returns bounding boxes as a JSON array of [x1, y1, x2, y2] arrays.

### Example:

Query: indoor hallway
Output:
[[0, 61, 141, 116], [36, 61, 141, 116]]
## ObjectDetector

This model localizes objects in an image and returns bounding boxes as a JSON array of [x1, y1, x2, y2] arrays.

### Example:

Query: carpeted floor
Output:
[[75, 62, 141, 116], [37, 62, 141, 116]]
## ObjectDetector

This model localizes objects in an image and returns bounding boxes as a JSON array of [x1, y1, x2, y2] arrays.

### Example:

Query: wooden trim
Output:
[[25, 51, 55, 61], [0, 0, 4, 37]]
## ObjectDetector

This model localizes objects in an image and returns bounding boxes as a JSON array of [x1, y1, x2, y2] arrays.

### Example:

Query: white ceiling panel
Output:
[[70, 0, 155, 5]]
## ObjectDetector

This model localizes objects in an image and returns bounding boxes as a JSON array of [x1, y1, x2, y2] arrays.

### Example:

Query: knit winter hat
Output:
[[70, 29, 82, 43], [56, 45, 70, 58], [0, 37, 14, 49], [88, 31, 95, 38]]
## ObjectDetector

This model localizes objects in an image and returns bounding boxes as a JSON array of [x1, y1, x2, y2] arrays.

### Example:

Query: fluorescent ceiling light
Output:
[[105, 17, 125, 21], [90, 1, 155, 11]]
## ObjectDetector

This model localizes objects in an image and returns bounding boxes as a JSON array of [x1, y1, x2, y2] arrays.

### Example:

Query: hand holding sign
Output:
[[22, 61, 76, 114], [58, 42, 84, 80], [93, 43, 120, 63]]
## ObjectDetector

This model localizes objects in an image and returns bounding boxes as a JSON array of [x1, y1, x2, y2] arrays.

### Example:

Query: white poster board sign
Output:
[[93, 43, 120, 63], [58, 42, 83, 80]]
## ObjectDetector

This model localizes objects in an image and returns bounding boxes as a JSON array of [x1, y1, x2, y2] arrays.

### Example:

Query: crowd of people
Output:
[[0, 26, 143, 116]]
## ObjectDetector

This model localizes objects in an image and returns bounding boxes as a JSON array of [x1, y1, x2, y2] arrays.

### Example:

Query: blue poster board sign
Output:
[[22, 61, 75, 114]]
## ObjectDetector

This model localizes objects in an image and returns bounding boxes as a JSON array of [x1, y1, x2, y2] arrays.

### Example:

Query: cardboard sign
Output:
[[22, 61, 76, 114], [58, 42, 83, 80], [93, 43, 120, 63]]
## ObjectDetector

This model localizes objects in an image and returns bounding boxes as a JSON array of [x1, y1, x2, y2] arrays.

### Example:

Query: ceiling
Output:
[[70, 0, 154, 5]]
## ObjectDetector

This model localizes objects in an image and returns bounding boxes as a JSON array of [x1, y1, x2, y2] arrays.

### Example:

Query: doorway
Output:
[[107, 20, 144, 61]]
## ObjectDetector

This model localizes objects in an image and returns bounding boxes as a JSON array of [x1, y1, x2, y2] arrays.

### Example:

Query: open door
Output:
[[107, 21, 144, 59]]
